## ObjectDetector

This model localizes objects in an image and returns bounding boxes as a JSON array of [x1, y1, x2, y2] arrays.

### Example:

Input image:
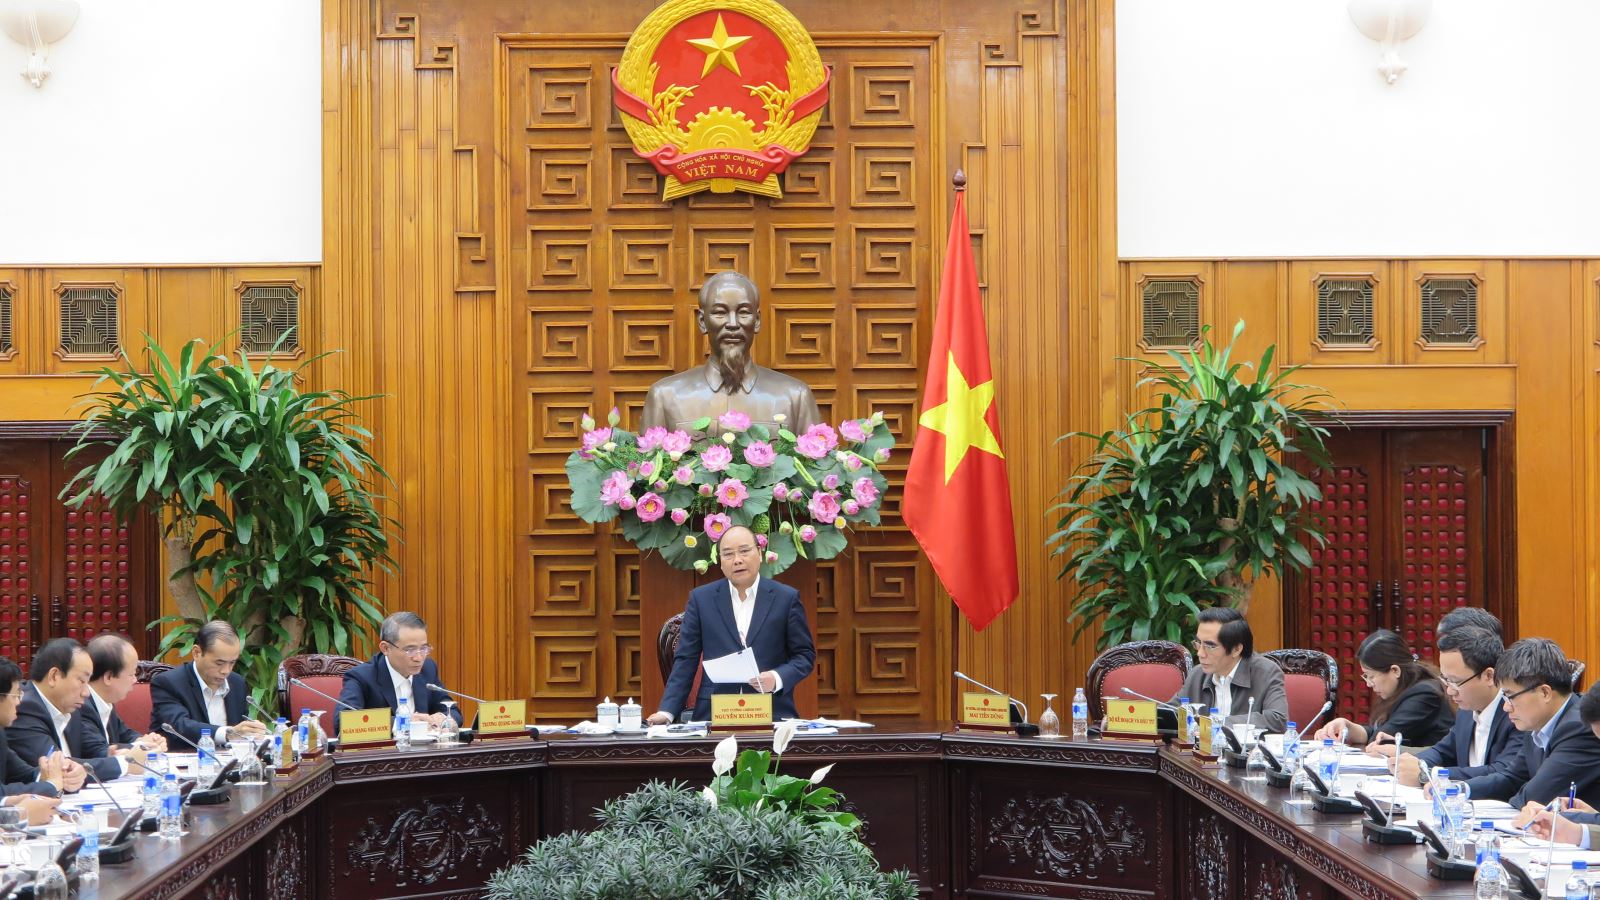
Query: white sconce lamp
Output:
[[1347, 0, 1432, 85], [0, 0, 80, 88]]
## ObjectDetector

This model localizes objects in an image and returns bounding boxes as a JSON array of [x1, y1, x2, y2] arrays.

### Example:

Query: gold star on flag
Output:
[[917, 352, 1004, 483], [687, 14, 753, 77]]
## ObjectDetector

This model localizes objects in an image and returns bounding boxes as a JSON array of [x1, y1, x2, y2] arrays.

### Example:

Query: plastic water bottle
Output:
[[265, 733, 282, 777], [159, 772, 182, 839], [1071, 688, 1088, 739], [1211, 708, 1227, 754], [1283, 721, 1302, 792], [1567, 860, 1591, 899], [1433, 768, 1453, 825], [395, 695, 412, 750], [294, 708, 313, 754], [1180, 697, 1199, 744], [141, 756, 162, 820], [1316, 738, 1340, 788], [76, 811, 100, 881], [196, 728, 218, 784], [1442, 785, 1465, 855], [1473, 821, 1504, 899], [30, 861, 69, 899]]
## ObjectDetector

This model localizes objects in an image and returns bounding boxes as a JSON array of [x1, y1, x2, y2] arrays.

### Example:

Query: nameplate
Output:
[[478, 699, 528, 735], [711, 693, 772, 728], [337, 708, 393, 748], [1197, 716, 1215, 758], [1175, 707, 1192, 746], [1103, 699, 1159, 738], [960, 691, 1011, 728]]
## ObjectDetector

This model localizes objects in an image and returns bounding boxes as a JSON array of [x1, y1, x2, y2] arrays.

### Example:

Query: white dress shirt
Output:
[[88, 687, 117, 739], [728, 577, 781, 693], [193, 664, 231, 743], [1470, 692, 1503, 768], [37, 685, 126, 775], [388, 662, 414, 708], [1212, 661, 1239, 717]]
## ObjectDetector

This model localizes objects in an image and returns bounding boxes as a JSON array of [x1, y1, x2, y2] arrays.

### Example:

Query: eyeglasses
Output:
[[1441, 669, 1484, 689], [1, 691, 20, 702], [1502, 684, 1541, 705], [1360, 670, 1386, 686], [394, 644, 432, 658], [1191, 639, 1221, 653]]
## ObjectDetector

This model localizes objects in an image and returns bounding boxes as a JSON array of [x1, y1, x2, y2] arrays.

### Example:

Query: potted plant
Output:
[[1049, 322, 1332, 649], [486, 724, 917, 899], [61, 336, 394, 703]]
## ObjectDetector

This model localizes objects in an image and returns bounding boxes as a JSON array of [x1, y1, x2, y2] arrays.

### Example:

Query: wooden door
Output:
[[1290, 427, 1498, 723], [0, 439, 158, 668]]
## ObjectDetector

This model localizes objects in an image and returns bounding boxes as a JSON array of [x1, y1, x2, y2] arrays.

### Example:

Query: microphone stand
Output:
[[158, 725, 232, 806], [428, 684, 479, 732], [76, 765, 140, 863], [953, 671, 1036, 736], [289, 678, 363, 712]]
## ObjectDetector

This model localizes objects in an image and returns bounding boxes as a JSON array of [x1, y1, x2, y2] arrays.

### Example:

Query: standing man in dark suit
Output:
[[150, 621, 266, 745], [1169, 607, 1289, 733], [648, 525, 816, 725], [82, 634, 166, 753], [338, 612, 463, 726], [1394, 626, 1523, 784], [1465, 638, 1600, 809], [7, 638, 125, 782], [0, 658, 66, 825]]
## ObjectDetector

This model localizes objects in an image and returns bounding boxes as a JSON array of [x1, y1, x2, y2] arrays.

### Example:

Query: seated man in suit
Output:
[[150, 620, 266, 745], [1393, 626, 1523, 784], [1519, 682, 1600, 846], [1169, 607, 1289, 733], [338, 612, 463, 727], [83, 634, 166, 754], [0, 658, 66, 825], [1459, 638, 1600, 809], [7, 638, 126, 783], [647, 526, 816, 725]]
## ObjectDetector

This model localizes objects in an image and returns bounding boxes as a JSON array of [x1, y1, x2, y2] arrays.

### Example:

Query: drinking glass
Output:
[[0, 805, 22, 866], [439, 701, 459, 744], [1037, 694, 1060, 739]]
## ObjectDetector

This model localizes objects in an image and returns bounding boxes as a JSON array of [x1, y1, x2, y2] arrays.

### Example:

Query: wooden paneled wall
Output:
[[1118, 258, 1600, 671]]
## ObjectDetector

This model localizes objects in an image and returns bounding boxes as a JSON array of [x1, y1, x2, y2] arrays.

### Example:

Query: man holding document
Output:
[[648, 526, 816, 725]]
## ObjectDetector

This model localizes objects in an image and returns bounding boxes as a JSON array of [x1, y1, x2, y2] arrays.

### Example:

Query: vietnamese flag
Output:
[[902, 180, 1020, 631]]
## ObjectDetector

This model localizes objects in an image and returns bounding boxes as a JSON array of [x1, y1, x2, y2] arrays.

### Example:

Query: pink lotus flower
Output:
[[618, 495, 636, 511], [804, 423, 839, 453], [772, 483, 789, 501], [704, 513, 732, 541], [636, 492, 666, 522], [670, 508, 689, 525], [653, 480, 668, 492], [581, 427, 613, 457], [701, 444, 733, 472], [743, 441, 776, 468], [842, 500, 860, 516], [637, 427, 669, 452], [626, 462, 640, 476], [874, 447, 892, 464], [798, 524, 817, 543], [795, 433, 829, 459], [843, 453, 863, 472], [808, 491, 842, 523], [599, 471, 634, 506], [765, 550, 778, 564], [662, 430, 693, 457], [718, 410, 752, 431], [698, 484, 714, 497], [822, 473, 840, 491], [852, 478, 879, 507], [755, 534, 768, 547], [716, 479, 749, 508], [638, 460, 656, 479], [674, 465, 693, 485], [839, 419, 867, 443]]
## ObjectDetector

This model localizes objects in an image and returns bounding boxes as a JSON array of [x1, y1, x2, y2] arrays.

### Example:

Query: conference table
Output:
[[75, 723, 1480, 899]]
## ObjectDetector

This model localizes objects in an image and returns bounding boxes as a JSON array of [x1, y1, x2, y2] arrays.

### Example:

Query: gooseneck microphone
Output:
[[159, 724, 223, 767], [1300, 701, 1334, 735], [289, 678, 362, 713], [1115, 687, 1179, 710], [428, 684, 487, 704], [953, 671, 1029, 723], [157, 725, 233, 805]]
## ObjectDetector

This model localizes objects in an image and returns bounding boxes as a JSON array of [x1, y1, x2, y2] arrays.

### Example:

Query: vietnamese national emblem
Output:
[[613, 0, 831, 201]]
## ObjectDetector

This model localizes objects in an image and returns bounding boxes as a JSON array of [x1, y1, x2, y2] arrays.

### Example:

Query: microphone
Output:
[[428, 684, 487, 704], [289, 678, 362, 713], [245, 695, 281, 723], [76, 763, 143, 861], [953, 671, 1030, 723], [1300, 701, 1333, 735], [157, 725, 232, 806], [1115, 687, 1178, 710], [159, 724, 224, 767]]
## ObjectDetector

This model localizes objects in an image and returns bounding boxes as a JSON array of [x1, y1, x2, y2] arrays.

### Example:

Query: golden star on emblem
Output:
[[917, 351, 1005, 483], [687, 13, 753, 77]]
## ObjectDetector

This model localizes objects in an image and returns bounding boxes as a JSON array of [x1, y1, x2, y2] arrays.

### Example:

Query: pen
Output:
[[1569, 781, 1577, 811]]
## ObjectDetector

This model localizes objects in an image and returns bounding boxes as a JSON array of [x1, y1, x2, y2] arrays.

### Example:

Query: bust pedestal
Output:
[[640, 554, 820, 720]]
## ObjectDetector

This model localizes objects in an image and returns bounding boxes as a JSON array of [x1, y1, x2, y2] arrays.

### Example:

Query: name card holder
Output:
[[476, 699, 529, 739], [1193, 716, 1218, 763], [1101, 699, 1160, 741], [337, 708, 394, 750], [956, 691, 1012, 732], [711, 693, 773, 730]]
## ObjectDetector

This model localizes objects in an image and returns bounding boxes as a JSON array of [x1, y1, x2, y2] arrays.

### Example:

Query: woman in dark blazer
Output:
[[1314, 629, 1455, 748]]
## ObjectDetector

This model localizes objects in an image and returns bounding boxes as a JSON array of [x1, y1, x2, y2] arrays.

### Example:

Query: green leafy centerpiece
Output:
[[565, 409, 895, 574]]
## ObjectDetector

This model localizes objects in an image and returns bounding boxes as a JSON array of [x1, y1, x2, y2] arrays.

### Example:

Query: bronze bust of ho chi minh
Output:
[[639, 271, 822, 433]]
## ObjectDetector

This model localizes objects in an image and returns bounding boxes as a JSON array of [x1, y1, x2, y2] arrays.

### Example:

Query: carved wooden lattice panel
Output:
[[0, 470, 37, 669], [1398, 464, 1470, 657], [57, 286, 119, 358], [1419, 277, 1479, 346], [240, 284, 301, 355], [1305, 463, 1376, 723], [1140, 279, 1199, 349], [508, 39, 935, 721], [1315, 277, 1375, 348], [0, 285, 12, 355]]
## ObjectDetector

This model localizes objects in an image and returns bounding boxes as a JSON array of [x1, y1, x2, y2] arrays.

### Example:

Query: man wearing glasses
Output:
[[1459, 638, 1600, 809], [649, 525, 815, 725], [1169, 607, 1288, 732], [339, 612, 462, 727], [1392, 626, 1524, 785]]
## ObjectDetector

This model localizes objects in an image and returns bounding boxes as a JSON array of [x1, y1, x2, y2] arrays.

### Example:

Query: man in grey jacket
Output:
[[1170, 607, 1289, 733]]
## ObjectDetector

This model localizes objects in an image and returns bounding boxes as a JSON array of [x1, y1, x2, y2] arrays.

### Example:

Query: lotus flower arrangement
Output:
[[565, 408, 896, 574]]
